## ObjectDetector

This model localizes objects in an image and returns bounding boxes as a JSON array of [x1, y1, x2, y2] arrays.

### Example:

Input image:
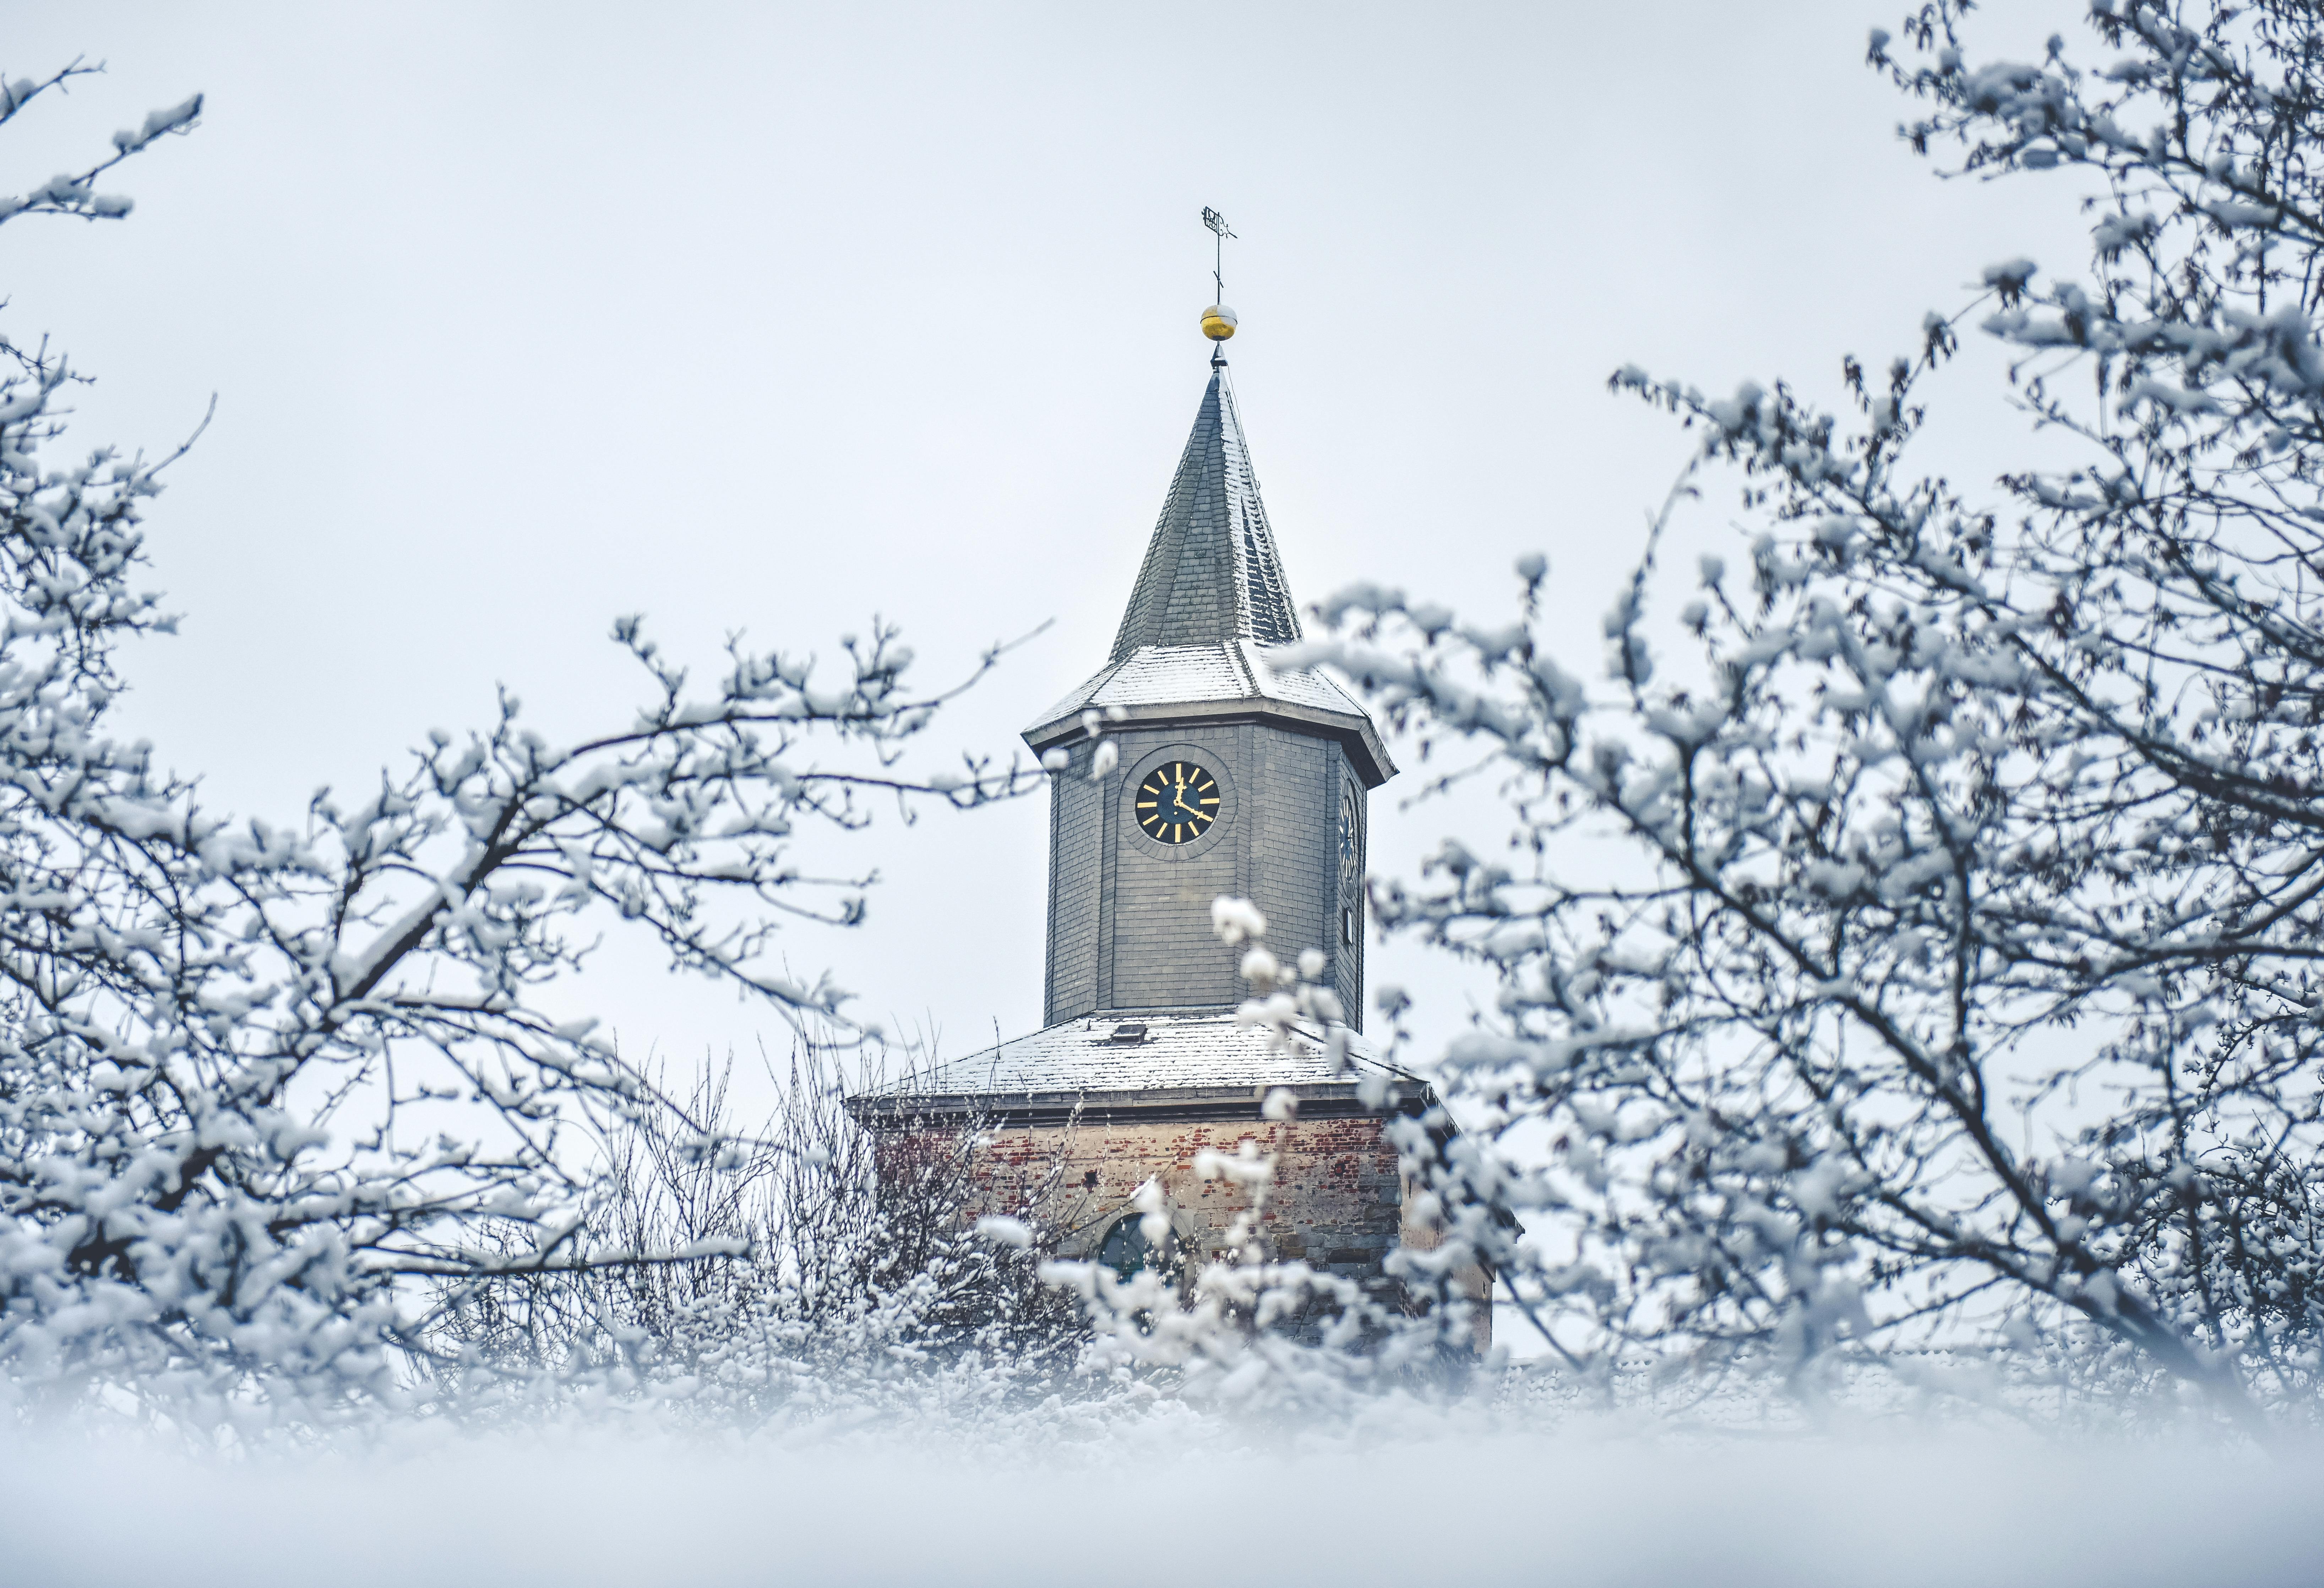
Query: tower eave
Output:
[[1022, 639, 1398, 786], [1024, 696, 1395, 789]]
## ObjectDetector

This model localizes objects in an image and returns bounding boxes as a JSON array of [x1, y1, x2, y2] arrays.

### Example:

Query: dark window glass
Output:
[[1098, 1215, 1175, 1282]]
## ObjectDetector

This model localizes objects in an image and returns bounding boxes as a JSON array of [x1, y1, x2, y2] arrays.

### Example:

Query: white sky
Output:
[[2, 1, 2092, 1078]]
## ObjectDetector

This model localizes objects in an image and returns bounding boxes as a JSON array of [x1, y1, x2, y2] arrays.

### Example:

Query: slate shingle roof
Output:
[[1020, 361, 1395, 786], [1025, 639, 1368, 732], [854, 1009, 1422, 1111], [1110, 364, 1298, 660]]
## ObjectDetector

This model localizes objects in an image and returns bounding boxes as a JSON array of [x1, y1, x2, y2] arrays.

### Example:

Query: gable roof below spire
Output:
[[1109, 364, 1300, 659], [845, 1008, 1428, 1124]]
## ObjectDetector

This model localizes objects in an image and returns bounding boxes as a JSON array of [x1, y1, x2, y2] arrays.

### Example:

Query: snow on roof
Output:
[[1025, 640, 1368, 736], [855, 1009, 1421, 1110]]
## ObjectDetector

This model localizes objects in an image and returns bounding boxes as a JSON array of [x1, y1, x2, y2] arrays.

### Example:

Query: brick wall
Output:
[[898, 1113, 1402, 1282], [880, 1109, 1491, 1348]]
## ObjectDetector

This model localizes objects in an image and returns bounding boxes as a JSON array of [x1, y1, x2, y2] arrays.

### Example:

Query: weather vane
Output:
[[1200, 207, 1238, 353]]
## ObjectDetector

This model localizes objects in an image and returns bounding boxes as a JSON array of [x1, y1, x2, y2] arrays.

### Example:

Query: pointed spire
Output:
[[1109, 364, 1300, 662]]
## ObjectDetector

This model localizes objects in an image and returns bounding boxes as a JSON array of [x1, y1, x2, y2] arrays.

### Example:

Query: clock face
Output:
[[1339, 786, 1360, 877], [1134, 760, 1221, 845]]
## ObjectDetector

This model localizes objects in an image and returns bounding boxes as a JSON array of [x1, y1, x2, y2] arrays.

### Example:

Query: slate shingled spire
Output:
[[1024, 357, 1392, 788], [1108, 363, 1300, 662]]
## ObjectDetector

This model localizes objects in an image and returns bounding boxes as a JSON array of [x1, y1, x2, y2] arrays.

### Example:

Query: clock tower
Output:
[[852, 302, 1484, 1344], [1022, 349, 1393, 1029]]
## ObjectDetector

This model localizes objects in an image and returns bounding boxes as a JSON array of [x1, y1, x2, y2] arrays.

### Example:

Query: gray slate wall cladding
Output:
[[1043, 762, 1104, 1021], [1043, 721, 1367, 1028]]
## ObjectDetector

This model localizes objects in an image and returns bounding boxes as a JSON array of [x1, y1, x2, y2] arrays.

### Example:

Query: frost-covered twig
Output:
[[1289, 0, 2324, 1437], [0, 69, 1038, 1427]]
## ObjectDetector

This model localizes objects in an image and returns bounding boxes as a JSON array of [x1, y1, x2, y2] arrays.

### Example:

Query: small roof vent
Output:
[[1108, 1022, 1149, 1044]]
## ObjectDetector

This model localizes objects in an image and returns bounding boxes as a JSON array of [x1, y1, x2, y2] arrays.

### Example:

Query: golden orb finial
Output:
[[1201, 304, 1238, 341]]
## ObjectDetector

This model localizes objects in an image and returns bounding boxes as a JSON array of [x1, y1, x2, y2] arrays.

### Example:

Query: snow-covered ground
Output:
[[4, 1420, 2309, 1587]]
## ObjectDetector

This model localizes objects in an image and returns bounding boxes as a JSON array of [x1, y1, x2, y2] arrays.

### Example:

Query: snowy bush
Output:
[[1289, 0, 2324, 1435], [0, 66, 1034, 1428], [1030, 901, 1487, 1421], [417, 1042, 1092, 1431]]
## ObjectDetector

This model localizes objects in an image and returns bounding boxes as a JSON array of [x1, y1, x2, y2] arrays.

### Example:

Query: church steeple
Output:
[[1024, 352, 1393, 793], [847, 244, 1483, 1352], [1021, 325, 1396, 1029], [1107, 362, 1301, 662]]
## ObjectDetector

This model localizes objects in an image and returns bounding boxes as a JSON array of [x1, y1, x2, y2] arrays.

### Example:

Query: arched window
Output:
[[1097, 1215, 1179, 1283]]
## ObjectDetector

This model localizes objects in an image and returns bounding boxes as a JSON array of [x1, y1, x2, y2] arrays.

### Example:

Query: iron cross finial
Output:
[[1202, 207, 1236, 300]]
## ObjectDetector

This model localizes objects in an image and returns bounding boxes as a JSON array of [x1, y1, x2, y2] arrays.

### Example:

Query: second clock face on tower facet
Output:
[[1134, 761, 1221, 845]]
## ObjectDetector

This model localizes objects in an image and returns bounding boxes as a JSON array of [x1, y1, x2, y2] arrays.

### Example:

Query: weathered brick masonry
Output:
[[895, 1114, 1405, 1273]]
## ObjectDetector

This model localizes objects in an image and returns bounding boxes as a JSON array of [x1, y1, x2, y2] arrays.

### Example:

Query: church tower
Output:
[[1022, 348, 1394, 1029], [851, 262, 1484, 1343]]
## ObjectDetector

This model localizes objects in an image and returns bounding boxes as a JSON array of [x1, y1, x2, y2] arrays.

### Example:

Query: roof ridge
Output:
[[1221, 635, 1262, 697]]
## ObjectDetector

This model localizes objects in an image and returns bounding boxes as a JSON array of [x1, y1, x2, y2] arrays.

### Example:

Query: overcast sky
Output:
[[3, 1, 2091, 1075]]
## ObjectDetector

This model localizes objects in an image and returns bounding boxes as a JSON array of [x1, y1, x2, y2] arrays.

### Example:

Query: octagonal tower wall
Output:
[[1042, 720, 1367, 1025]]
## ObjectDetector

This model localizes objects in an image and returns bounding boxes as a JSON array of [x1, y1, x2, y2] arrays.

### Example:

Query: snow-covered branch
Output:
[[1288, 0, 2324, 1434], [0, 71, 1037, 1424]]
